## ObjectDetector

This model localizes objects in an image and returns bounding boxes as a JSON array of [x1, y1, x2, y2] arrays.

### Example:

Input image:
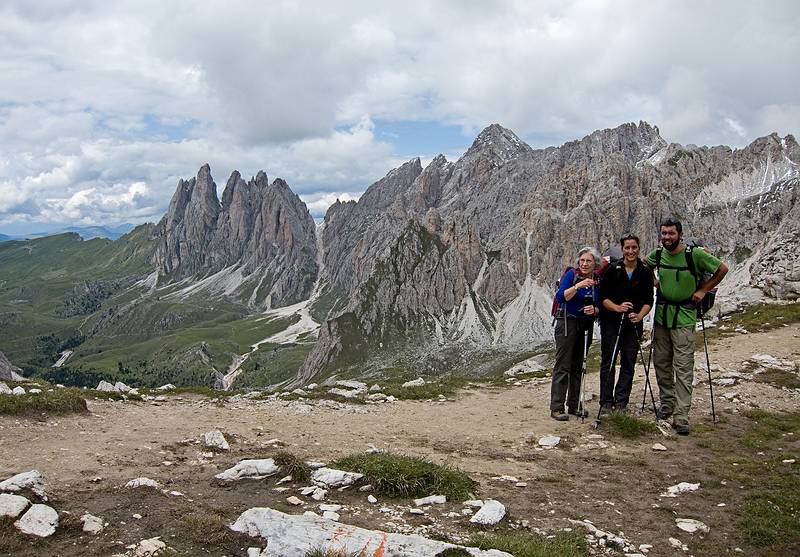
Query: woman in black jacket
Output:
[[598, 234, 653, 415]]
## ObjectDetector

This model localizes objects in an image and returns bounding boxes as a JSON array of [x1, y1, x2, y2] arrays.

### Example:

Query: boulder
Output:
[[661, 482, 700, 497], [311, 467, 364, 488], [676, 518, 710, 533], [96, 380, 118, 392], [215, 459, 279, 481], [14, 504, 58, 537], [0, 470, 48, 500], [201, 430, 230, 451], [12, 386, 25, 395], [0, 382, 12, 394], [413, 495, 446, 506], [469, 500, 506, 525], [0, 350, 24, 381], [230, 506, 513, 556], [402, 378, 425, 388], [81, 512, 104, 534], [0, 493, 29, 518]]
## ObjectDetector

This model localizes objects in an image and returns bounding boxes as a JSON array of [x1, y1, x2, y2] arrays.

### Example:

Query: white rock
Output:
[[125, 477, 160, 489], [311, 467, 363, 488], [328, 388, 364, 399], [676, 518, 710, 533], [0, 493, 29, 518], [0, 382, 11, 394], [402, 378, 425, 388], [201, 430, 230, 451], [247, 548, 267, 557], [336, 380, 368, 390], [28, 388, 42, 394], [215, 459, 279, 481], [286, 496, 303, 506], [306, 383, 318, 390], [300, 486, 317, 496], [131, 536, 166, 557], [114, 381, 132, 393], [311, 488, 328, 501], [0, 470, 48, 500], [414, 495, 446, 506], [668, 537, 684, 549], [469, 499, 506, 525], [96, 380, 118, 392], [367, 495, 378, 504], [366, 393, 388, 402], [713, 378, 736, 386], [322, 511, 340, 521], [409, 508, 425, 515], [661, 482, 700, 497], [306, 461, 326, 469], [231, 507, 513, 555], [12, 386, 25, 395], [369, 384, 382, 392], [81, 513, 104, 534], [538, 435, 561, 449], [14, 504, 58, 537], [783, 459, 796, 464], [319, 504, 342, 512], [651, 443, 668, 451], [464, 500, 484, 508], [157, 383, 176, 391]]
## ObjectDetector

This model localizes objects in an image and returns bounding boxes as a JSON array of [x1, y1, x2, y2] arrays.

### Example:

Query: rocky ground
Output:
[[1, 323, 799, 556]]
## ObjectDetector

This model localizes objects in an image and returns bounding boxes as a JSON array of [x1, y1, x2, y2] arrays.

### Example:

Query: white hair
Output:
[[576, 246, 602, 270]]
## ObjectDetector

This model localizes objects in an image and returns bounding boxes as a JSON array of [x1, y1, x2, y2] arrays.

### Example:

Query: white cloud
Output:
[[0, 0, 798, 231]]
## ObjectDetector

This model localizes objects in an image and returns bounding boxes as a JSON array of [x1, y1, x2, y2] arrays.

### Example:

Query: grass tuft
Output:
[[435, 549, 473, 556], [274, 450, 312, 482], [470, 531, 588, 557], [604, 412, 659, 438], [331, 452, 475, 500], [0, 388, 88, 416], [303, 549, 360, 557], [740, 410, 800, 449]]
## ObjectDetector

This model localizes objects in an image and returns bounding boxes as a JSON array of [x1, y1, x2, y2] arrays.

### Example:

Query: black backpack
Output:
[[653, 239, 716, 327]]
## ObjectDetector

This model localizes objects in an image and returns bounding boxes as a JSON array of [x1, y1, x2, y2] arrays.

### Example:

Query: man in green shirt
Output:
[[647, 217, 728, 435]]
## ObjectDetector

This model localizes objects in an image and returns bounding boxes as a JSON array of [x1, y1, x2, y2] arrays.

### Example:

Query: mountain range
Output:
[[1, 121, 797, 389]]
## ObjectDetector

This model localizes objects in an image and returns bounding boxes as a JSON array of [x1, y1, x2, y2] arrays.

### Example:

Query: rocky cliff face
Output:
[[153, 165, 318, 309], [297, 122, 800, 383]]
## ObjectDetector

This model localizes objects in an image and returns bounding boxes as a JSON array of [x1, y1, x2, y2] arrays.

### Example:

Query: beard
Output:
[[661, 238, 679, 251]]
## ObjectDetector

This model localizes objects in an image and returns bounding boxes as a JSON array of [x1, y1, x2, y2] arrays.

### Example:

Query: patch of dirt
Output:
[[1, 325, 799, 556]]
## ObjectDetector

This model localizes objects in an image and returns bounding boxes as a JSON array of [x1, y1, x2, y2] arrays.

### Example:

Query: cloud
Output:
[[0, 0, 798, 232]]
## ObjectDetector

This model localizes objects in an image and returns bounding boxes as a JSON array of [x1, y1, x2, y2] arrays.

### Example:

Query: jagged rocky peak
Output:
[[466, 123, 531, 160], [569, 120, 667, 163], [153, 164, 318, 308]]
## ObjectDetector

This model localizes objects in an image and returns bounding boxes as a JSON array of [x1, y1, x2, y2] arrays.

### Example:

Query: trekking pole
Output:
[[699, 308, 717, 424], [635, 322, 658, 416], [578, 322, 593, 423], [595, 313, 625, 424]]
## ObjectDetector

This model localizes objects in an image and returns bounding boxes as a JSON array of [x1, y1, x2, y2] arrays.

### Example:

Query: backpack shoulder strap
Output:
[[655, 247, 663, 270], [684, 245, 699, 285]]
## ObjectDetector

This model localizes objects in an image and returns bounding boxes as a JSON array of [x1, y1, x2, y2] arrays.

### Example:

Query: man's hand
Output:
[[691, 289, 707, 304]]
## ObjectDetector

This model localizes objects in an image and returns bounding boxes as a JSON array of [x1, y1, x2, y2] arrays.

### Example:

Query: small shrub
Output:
[[0, 388, 88, 416], [470, 531, 588, 557], [604, 412, 659, 438], [436, 549, 473, 556], [331, 452, 475, 500], [274, 451, 312, 482]]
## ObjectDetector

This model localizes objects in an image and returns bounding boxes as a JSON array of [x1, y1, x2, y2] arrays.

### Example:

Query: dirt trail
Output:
[[1, 324, 799, 556]]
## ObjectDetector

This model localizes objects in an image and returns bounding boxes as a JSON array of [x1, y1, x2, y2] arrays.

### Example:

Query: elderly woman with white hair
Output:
[[549, 246, 602, 421]]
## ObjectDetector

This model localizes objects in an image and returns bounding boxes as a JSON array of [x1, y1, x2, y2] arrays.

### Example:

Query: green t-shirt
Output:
[[646, 246, 722, 328]]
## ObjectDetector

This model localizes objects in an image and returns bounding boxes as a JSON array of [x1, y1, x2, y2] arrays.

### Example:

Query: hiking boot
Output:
[[656, 405, 673, 420], [616, 404, 628, 414], [673, 419, 690, 436], [598, 403, 613, 416], [550, 410, 569, 422], [568, 408, 589, 419]]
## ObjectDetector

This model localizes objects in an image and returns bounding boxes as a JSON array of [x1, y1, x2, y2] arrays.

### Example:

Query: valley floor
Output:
[[1, 325, 799, 556]]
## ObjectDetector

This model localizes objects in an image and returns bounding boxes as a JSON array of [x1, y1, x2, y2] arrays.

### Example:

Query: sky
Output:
[[1, 0, 798, 235]]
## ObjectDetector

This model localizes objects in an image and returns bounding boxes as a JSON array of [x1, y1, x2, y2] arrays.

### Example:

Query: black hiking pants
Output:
[[550, 316, 593, 413], [599, 317, 642, 407]]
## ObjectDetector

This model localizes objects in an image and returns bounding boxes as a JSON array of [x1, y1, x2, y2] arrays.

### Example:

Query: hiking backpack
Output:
[[653, 239, 716, 327]]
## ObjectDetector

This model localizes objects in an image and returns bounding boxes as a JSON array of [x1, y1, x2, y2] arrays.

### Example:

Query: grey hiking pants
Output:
[[652, 324, 695, 422], [550, 316, 593, 412]]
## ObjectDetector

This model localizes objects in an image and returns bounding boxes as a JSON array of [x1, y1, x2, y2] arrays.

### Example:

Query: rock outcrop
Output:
[[0, 350, 24, 381], [297, 122, 800, 383], [153, 165, 318, 309]]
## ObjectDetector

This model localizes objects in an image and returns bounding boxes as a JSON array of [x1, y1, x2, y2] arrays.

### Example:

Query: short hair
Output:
[[576, 246, 602, 270], [619, 233, 640, 247], [660, 217, 682, 234]]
